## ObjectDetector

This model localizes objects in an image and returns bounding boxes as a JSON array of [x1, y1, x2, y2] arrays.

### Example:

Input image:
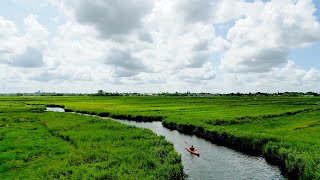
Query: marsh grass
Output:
[[0, 101, 184, 179], [3, 95, 320, 178], [0, 96, 320, 179]]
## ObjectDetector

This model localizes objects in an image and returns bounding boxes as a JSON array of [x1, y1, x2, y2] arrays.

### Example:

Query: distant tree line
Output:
[[92, 90, 320, 97], [221, 92, 319, 97], [0, 92, 89, 96], [1, 90, 319, 97]]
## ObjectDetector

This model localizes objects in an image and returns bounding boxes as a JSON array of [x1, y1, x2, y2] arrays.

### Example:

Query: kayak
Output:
[[186, 147, 200, 156]]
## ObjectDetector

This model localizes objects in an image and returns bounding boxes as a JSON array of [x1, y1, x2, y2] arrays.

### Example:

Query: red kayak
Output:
[[186, 147, 200, 156]]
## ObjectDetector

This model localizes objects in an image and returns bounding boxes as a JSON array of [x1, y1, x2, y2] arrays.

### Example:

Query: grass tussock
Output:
[[2, 95, 320, 179], [0, 101, 185, 179]]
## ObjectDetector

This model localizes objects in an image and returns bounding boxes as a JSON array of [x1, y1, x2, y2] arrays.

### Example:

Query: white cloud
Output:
[[23, 15, 49, 48], [174, 0, 216, 23], [0, 17, 17, 63], [220, 0, 320, 73], [129, 72, 166, 85], [0, 0, 319, 93], [10, 47, 43, 68], [212, 0, 250, 24], [177, 63, 216, 83], [49, 0, 220, 81], [219, 60, 320, 93], [260, 60, 320, 91], [69, 0, 154, 38], [0, 15, 48, 68], [303, 68, 320, 81], [105, 47, 150, 77], [0, 16, 17, 37]]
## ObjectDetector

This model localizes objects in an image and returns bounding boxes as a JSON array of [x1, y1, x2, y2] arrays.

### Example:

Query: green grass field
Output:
[[1, 95, 320, 179], [0, 99, 184, 179]]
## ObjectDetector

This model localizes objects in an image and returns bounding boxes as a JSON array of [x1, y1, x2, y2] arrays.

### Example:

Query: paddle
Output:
[[185, 141, 195, 149], [185, 141, 200, 157]]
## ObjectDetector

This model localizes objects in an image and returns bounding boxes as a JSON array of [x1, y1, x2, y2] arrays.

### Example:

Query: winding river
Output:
[[46, 107, 285, 180]]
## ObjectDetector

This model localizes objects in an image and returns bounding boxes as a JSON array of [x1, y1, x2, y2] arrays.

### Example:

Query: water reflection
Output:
[[45, 107, 285, 179], [115, 120, 285, 180]]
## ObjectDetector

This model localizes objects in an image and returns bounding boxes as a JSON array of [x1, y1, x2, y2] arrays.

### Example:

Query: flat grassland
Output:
[[1, 95, 320, 179], [0, 99, 184, 179], [21, 96, 320, 179]]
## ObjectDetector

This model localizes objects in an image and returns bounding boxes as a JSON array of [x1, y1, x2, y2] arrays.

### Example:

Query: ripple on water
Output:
[[45, 108, 285, 180], [114, 120, 285, 180]]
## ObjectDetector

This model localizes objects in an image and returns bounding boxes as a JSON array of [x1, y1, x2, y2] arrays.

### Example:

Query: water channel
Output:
[[46, 107, 285, 180]]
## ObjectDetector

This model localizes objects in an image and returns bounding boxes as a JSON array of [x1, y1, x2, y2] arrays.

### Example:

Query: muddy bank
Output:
[[162, 121, 300, 179], [66, 109, 163, 122], [46, 106, 284, 179], [44, 105, 294, 178]]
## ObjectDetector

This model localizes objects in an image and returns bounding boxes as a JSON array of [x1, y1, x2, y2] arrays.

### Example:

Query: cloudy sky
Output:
[[0, 0, 319, 93]]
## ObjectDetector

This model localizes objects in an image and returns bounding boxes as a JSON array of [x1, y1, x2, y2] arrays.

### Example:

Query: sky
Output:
[[0, 0, 319, 93]]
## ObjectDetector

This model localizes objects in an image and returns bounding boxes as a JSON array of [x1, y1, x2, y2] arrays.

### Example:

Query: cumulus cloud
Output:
[[1, 0, 319, 93], [221, 47, 288, 73], [0, 17, 17, 63], [303, 68, 320, 81], [51, 0, 220, 80], [10, 47, 43, 68], [30, 71, 70, 82], [175, 0, 215, 23], [70, 0, 154, 38], [48, 21, 107, 66], [0, 16, 17, 37], [220, 60, 320, 92], [212, 0, 247, 24], [177, 63, 216, 83], [258, 60, 320, 91], [129, 73, 166, 85], [30, 65, 95, 82], [23, 15, 49, 48], [44, 0, 319, 92], [220, 0, 320, 73], [105, 47, 149, 77], [0, 15, 48, 68]]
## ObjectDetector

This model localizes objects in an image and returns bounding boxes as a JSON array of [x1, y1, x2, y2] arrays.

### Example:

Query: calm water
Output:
[[45, 107, 65, 112], [46, 107, 285, 180]]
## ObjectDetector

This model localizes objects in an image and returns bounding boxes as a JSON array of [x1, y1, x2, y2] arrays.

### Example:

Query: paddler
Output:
[[190, 145, 195, 151]]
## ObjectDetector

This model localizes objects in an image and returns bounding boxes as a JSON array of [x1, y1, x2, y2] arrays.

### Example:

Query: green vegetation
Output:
[[18, 95, 320, 179], [1, 95, 320, 179], [0, 100, 184, 179]]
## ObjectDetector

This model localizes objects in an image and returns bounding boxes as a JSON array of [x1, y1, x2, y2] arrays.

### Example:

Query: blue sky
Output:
[[289, 43, 320, 69], [291, 0, 320, 69], [0, 0, 319, 93], [315, 0, 320, 16], [214, 0, 320, 71], [0, 0, 64, 33], [1, 0, 318, 71]]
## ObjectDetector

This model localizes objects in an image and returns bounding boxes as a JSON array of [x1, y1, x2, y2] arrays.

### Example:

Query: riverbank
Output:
[[115, 119, 284, 179], [0, 101, 185, 179], [45, 105, 317, 179], [14, 96, 320, 179]]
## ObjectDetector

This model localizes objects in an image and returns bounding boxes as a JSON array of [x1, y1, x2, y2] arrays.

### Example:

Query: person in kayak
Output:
[[190, 145, 195, 151]]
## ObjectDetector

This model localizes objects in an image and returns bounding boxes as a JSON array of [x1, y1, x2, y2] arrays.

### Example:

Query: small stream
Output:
[[46, 107, 285, 180]]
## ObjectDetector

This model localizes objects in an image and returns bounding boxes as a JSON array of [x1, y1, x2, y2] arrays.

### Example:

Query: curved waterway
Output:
[[46, 107, 285, 180]]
